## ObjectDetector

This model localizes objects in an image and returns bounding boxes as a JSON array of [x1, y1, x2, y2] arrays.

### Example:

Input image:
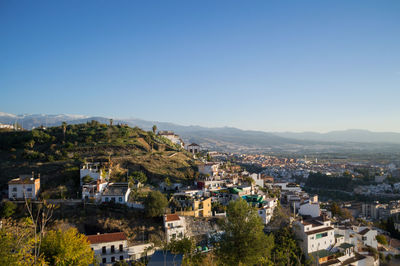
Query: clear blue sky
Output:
[[1, 0, 399, 132]]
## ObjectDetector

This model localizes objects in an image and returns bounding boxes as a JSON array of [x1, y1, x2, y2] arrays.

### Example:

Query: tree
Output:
[[62, 122, 67, 142], [40, 228, 95, 265], [24, 198, 57, 264], [376, 235, 388, 245], [169, 237, 195, 264], [271, 226, 304, 265], [129, 171, 147, 187], [0, 219, 40, 265], [164, 177, 172, 188], [1, 201, 17, 218], [144, 191, 168, 217], [216, 198, 274, 265], [109, 119, 113, 126], [152, 125, 157, 134], [82, 174, 94, 184], [330, 202, 341, 217]]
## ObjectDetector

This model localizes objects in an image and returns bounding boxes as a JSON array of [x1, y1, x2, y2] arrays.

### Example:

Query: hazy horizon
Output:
[[1, 1, 399, 132], [2, 110, 400, 134]]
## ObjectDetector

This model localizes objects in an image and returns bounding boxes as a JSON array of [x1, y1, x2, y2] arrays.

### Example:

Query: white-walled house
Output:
[[294, 216, 335, 255], [87, 232, 129, 265], [8, 175, 40, 199], [82, 180, 108, 202], [164, 214, 186, 243], [80, 163, 110, 186], [101, 183, 130, 204], [334, 226, 378, 250], [357, 227, 378, 249], [158, 131, 184, 148], [250, 173, 264, 188], [298, 196, 321, 218], [187, 143, 200, 154], [198, 163, 219, 177]]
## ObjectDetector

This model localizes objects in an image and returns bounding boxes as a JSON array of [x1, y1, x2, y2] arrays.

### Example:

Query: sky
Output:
[[1, 0, 399, 133]]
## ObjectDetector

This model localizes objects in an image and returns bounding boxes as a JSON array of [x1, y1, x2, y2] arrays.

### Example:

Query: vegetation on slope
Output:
[[0, 120, 198, 198]]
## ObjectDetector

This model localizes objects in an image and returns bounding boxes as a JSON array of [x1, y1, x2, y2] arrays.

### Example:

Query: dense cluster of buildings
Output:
[[5, 135, 400, 265]]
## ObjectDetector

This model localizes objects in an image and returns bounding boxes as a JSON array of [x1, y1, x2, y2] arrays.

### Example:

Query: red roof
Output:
[[165, 214, 180, 222], [86, 232, 127, 244]]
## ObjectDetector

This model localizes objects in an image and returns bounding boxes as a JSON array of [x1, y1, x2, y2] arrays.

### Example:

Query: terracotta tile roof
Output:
[[165, 214, 180, 222], [86, 232, 127, 244]]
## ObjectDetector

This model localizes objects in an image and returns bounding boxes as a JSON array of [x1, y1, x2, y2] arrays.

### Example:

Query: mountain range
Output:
[[1, 112, 400, 153]]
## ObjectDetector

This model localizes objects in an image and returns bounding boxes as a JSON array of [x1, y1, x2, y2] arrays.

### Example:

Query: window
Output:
[[111, 257, 115, 262], [120, 255, 124, 261], [119, 197, 123, 202], [119, 244, 123, 252], [26, 188, 32, 192], [111, 197, 115, 202], [362, 236, 367, 241], [102, 258, 106, 263], [316, 232, 328, 239], [102, 246, 106, 254], [105, 197, 109, 202], [111, 245, 115, 253], [12, 187, 17, 192]]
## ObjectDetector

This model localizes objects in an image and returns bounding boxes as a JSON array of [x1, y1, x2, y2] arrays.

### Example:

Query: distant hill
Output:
[[274, 129, 400, 144], [0, 121, 197, 198], [1, 112, 400, 153]]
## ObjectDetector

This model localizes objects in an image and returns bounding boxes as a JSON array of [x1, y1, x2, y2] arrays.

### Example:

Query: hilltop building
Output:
[[80, 162, 110, 186], [158, 131, 184, 148], [8, 174, 40, 199], [187, 143, 200, 154]]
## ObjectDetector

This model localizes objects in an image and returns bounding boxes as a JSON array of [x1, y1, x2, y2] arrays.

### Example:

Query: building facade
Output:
[[164, 214, 186, 243], [8, 175, 40, 199]]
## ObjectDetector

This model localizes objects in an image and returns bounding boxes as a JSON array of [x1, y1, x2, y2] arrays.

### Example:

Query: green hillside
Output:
[[0, 121, 198, 198]]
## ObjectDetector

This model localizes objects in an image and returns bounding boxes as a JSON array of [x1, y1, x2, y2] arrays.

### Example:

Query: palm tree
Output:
[[152, 125, 157, 134], [109, 119, 113, 126], [62, 122, 67, 142]]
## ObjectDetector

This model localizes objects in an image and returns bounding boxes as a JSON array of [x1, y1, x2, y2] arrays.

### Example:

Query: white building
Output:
[[158, 131, 184, 148], [274, 182, 302, 192], [294, 216, 335, 255], [198, 163, 219, 177], [101, 183, 130, 204], [257, 198, 278, 224], [250, 173, 264, 188], [164, 214, 186, 243], [298, 195, 320, 218], [0, 123, 15, 129], [82, 180, 108, 202], [87, 232, 130, 265], [80, 163, 110, 186], [187, 143, 200, 154], [8, 175, 40, 199], [334, 226, 378, 250]]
